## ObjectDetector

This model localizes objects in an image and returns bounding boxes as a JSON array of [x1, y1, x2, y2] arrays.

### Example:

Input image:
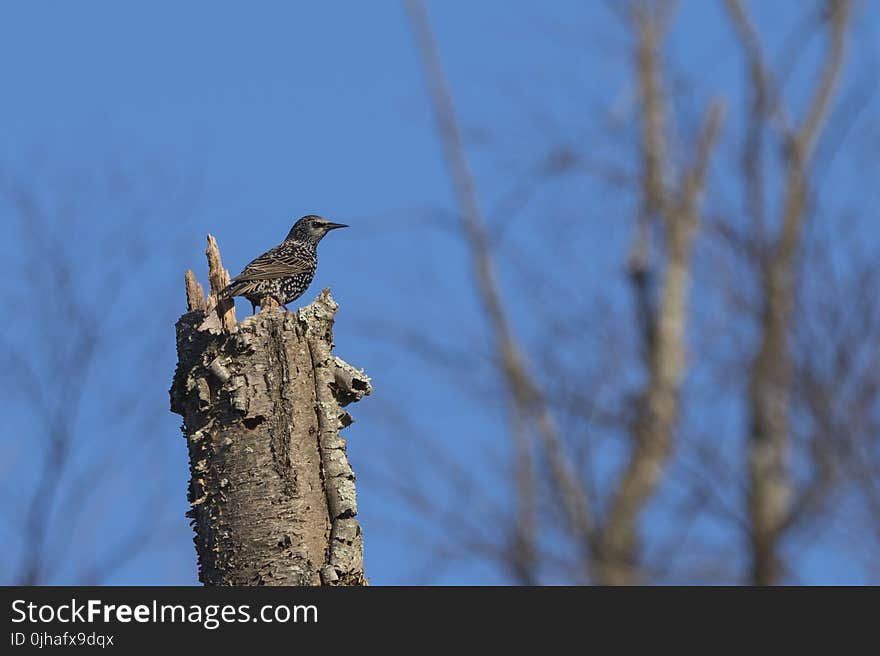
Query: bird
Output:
[[222, 215, 348, 314]]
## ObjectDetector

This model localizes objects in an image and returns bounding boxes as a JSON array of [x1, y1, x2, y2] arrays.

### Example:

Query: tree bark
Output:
[[170, 236, 371, 585]]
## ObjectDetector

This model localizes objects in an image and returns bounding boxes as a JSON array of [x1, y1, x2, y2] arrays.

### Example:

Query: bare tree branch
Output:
[[403, 0, 594, 581], [597, 2, 725, 584], [725, 0, 853, 585]]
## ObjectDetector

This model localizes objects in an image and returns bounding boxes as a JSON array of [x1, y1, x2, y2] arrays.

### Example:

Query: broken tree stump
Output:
[[170, 235, 371, 585]]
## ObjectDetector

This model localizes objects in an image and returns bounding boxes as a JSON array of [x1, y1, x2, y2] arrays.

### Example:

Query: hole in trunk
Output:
[[242, 415, 265, 430]]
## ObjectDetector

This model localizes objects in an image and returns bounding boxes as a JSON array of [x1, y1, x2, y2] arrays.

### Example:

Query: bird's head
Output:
[[286, 215, 348, 244]]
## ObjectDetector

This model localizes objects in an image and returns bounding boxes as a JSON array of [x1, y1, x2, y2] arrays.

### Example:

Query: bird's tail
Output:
[[220, 278, 259, 300], [218, 280, 238, 299]]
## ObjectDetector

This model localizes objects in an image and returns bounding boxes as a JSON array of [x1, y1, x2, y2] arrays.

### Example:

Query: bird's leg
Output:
[[281, 305, 290, 313], [250, 301, 257, 315]]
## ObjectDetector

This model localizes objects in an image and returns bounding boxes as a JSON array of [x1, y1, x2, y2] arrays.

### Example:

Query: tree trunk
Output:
[[170, 236, 371, 585]]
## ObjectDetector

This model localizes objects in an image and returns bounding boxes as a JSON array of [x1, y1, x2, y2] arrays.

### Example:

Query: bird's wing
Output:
[[231, 245, 310, 282]]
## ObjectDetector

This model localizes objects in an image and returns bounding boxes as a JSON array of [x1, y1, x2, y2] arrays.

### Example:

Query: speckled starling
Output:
[[223, 215, 348, 314]]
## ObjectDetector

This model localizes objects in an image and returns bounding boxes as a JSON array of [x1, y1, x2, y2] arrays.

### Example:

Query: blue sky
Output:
[[1, 1, 878, 584]]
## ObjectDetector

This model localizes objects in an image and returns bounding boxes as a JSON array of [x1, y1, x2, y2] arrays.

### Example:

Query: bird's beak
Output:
[[325, 222, 349, 230]]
